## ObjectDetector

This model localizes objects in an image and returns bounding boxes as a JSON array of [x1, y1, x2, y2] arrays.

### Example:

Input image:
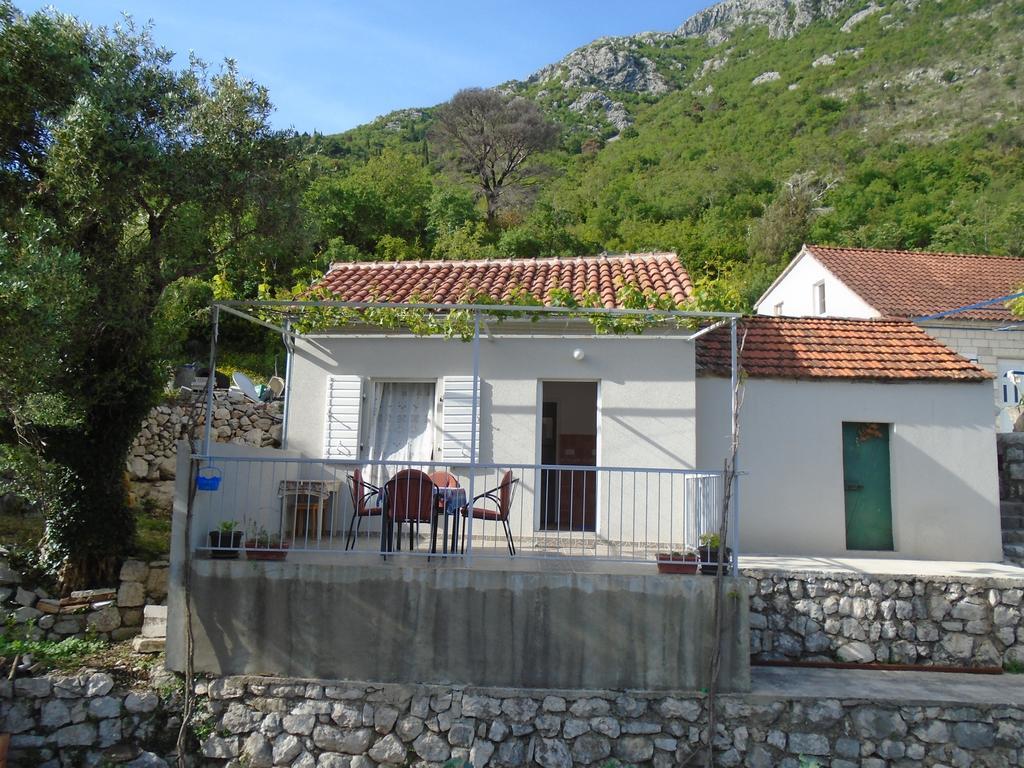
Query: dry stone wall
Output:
[[7, 670, 1024, 767], [745, 569, 1024, 669], [127, 391, 282, 481], [0, 666, 181, 767], [1, 557, 167, 645], [121, 676, 1024, 767]]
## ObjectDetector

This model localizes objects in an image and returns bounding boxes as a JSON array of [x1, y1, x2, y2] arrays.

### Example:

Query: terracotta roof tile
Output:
[[805, 245, 1024, 321], [317, 253, 694, 309], [697, 317, 991, 382]]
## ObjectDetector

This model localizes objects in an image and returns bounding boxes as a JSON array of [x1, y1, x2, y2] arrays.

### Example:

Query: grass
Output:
[[0, 630, 107, 672], [1004, 660, 1024, 674], [0, 510, 44, 551], [131, 496, 172, 562], [0, 492, 171, 578]]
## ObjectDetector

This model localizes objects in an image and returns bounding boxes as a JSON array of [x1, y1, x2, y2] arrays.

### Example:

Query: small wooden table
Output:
[[278, 480, 342, 542]]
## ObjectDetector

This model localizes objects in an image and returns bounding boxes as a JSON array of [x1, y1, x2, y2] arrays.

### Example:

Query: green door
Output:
[[842, 422, 894, 551]]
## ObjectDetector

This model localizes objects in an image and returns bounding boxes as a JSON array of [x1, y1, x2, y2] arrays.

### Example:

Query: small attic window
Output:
[[813, 281, 826, 315], [773, 302, 783, 316]]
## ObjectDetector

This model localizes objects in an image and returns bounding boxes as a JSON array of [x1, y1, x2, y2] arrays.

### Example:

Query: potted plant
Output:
[[656, 549, 700, 574], [208, 521, 242, 559], [699, 532, 733, 576], [245, 526, 289, 561]]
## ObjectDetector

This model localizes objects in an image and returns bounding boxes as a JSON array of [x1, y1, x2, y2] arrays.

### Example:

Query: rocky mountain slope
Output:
[[316, 0, 1024, 304]]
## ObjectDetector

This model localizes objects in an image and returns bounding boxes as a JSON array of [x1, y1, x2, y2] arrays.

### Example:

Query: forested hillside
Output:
[[1, 0, 1021, 586], [306, 0, 1024, 307]]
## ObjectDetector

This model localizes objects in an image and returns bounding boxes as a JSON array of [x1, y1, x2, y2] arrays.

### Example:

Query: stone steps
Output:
[[1003, 529, 1024, 544], [1003, 542, 1024, 563]]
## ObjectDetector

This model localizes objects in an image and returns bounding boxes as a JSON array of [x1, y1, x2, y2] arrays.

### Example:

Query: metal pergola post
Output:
[[729, 317, 740, 576], [281, 316, 294, 450], [465, 310, 481, 563], [202, 305, 220, 456]]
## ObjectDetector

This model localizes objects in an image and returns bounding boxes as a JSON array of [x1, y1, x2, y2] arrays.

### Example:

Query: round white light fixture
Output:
[[572, 348, 585, 361]]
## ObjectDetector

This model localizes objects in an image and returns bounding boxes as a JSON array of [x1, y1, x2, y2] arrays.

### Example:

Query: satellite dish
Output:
[[232, 371, 261, 402]]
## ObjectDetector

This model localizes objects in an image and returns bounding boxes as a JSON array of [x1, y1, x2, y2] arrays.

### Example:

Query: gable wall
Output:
[[755, 252, 878, 318]]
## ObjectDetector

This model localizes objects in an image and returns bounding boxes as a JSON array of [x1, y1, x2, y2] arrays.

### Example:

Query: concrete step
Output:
[[1004, 529, 1024, 544], [1001, 500, 1024, 515]]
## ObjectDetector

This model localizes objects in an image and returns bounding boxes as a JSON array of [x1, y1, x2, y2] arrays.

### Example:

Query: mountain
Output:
[[309, 0, 1024, 307]]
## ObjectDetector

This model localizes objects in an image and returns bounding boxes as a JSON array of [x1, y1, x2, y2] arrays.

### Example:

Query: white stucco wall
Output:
[[697, 376, 1003, 562], [283, 328, 697, 545], [755, 251, 878, 319]]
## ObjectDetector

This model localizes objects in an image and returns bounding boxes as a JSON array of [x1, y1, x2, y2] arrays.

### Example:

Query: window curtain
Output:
[[366, 382, 436, 485]]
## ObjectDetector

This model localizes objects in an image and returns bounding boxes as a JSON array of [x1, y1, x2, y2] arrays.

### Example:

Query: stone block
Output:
[[120, 559, 149, 583], [117, 580, 146, 608], [141, 604, 168, 638]]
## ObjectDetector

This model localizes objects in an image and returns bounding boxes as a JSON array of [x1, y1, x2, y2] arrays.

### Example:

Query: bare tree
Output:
[[433, 88, 559, 227]]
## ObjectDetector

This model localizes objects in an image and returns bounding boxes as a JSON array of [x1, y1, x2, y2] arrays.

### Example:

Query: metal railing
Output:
[[190, 455, 725, 563]]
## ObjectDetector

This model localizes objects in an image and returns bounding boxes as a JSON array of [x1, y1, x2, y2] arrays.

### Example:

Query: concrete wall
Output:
[[166, 558, 749, 693], [285, 329, 697, 543], [697, 376, 1003, 561], [923, 322, 1024, 431], [754, 250, 878, 318]]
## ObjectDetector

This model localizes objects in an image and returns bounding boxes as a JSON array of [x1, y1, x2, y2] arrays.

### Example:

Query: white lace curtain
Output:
[[366, 382, 436, 484]]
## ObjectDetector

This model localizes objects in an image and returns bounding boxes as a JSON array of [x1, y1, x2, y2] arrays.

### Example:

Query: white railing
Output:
[[189, 455, 726, 563]]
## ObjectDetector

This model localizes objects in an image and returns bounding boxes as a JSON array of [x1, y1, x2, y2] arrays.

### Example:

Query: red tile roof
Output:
[[318, 253, 694, 309], [697, 317, 991, 382], [805, 244, 1024, 321]]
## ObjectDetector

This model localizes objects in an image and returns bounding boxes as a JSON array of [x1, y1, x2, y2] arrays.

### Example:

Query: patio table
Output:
[[430, 486, 468, 556]]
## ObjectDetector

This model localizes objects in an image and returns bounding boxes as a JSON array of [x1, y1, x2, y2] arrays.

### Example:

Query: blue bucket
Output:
[[196, 466, 222, 492]]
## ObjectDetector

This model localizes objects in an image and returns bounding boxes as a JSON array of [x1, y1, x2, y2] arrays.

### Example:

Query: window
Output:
[[365, 381, 437, 465], [773, 302, 784, 316], [813, 281, 826, 315]]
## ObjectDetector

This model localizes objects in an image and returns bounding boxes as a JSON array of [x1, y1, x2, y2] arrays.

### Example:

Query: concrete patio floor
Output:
[[749, 665, 1024, 706], [738, 554, 1024, 581]]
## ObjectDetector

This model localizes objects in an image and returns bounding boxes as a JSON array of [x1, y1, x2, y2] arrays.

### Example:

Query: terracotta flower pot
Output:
[[245, 541, 289, 561], [656, 552, 700, 574]]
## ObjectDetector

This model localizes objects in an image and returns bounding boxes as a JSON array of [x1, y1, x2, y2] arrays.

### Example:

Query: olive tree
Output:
[[433, 87, 559, 228]]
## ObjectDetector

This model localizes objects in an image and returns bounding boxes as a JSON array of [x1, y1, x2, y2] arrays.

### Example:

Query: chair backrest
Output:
[[385, 469, 436, 523], [429, 471, 459, 488], [349, 469, 379, 514], [496, 470, 518, 520]]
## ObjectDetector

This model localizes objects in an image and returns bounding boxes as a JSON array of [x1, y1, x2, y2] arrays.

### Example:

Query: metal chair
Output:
[[383, 469, 436, 551], [461, 470, 519, 556], [345, 469, 383, 550], [429, 470, 460, 488]]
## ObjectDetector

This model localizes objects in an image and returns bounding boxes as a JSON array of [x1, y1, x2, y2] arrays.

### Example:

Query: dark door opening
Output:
[[842, 421, 894, 551], [540, 381, 597, 532]]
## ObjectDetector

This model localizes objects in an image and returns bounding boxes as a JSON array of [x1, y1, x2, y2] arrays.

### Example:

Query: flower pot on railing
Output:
[[656, 551, 700, 574], [245, 527, 289, 561], [699, 532, 733, 576], [208, 529, 243, 559]]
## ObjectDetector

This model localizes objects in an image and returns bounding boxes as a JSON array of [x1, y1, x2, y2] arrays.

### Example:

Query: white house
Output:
[[191, 253, 1002, 563], [754, 244, 1024, 423]]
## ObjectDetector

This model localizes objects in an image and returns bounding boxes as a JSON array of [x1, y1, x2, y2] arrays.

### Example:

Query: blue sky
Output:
[[18, 1, 707, 134]]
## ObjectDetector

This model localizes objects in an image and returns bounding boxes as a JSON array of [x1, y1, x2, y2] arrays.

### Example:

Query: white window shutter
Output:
[[442, 376, 479, 463], [324, 375, 362, 459]]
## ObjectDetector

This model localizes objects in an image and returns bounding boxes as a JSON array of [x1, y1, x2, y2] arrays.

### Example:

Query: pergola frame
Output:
[[203, 298, 743, 572]]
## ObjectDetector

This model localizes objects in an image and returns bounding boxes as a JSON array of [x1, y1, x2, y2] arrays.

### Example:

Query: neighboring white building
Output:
[[754, 244, 1024, 427], [191, 253, 1003, 563]]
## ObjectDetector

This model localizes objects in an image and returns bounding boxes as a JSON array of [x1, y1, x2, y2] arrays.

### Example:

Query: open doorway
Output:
[[540, 381, 598, 532]]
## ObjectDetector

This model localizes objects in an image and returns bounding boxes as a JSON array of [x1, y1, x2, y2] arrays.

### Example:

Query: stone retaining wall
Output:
[[6, 670, 1023, 767], [1, 558, 168, 644], [0, 667, 180, 767], [123, 675, 1024, 767], [745, 569, 1024, 669], [127, 391, 281, 481]]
